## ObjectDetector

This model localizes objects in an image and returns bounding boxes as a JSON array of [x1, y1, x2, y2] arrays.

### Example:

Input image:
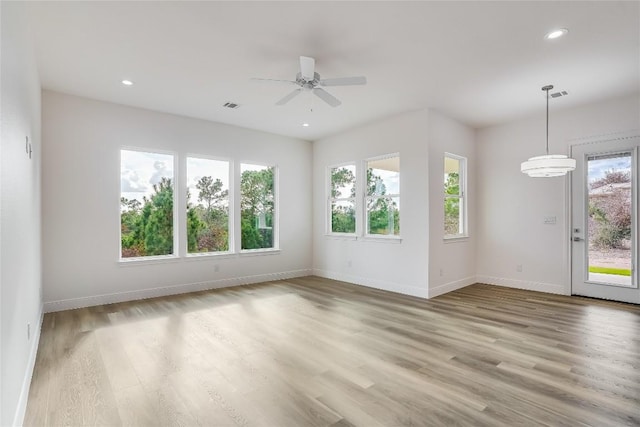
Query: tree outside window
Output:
[[365, 155, 400, 236], [120, 149, 175, 258], [329, 164, 356, 233], [186, 157, 230, 254], [444, 154, 466, 237], [240, 164, 275, 250]]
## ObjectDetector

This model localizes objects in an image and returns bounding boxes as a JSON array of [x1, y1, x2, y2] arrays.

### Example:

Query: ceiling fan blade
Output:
[[300, 56, 315, 81], [313, 88, 341, 107], [320, 76, 367, 86], [251, 78, 298, 85], [275, 88, 303, 106]]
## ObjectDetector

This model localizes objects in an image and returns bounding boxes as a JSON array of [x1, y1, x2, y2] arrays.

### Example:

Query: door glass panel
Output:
[[587, 152, 633, 286]]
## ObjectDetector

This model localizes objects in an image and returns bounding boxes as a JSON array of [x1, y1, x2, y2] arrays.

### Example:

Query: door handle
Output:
[[573, 237, 584, 242]]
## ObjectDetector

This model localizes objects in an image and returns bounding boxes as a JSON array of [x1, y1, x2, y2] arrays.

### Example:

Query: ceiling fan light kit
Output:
[[521, 84, 576, 178], [253, 56, 367, 108]]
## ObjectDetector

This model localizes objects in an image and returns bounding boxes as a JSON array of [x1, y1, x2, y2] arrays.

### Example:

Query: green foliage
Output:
[[331, 203, 356, 233], [240, 167, 274, 249], [331, 167, 356, 198], [367, 168, 386, 196], [188, 177, 229, 253], [330, 167, 356, 233], [366, 168, 399, 235], [144, 178, 174, 255], [186, 204, 204, 253], [444, 172, 461, 235], [121, 178, 174, 257]]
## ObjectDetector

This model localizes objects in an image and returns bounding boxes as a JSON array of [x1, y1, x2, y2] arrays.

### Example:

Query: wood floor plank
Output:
[[25, 278, 640, 426]]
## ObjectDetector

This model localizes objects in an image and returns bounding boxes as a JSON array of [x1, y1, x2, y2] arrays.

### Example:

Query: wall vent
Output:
[[550, 90, 568, 98], [223, 102, 240, 109]]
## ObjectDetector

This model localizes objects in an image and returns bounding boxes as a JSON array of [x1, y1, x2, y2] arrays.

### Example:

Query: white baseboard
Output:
[[476, 275, 565, 295], [44, 269, 312, 312], [312, 268, 427, 298], [429, 276, 476, 298], [13, 304, 44, 427]]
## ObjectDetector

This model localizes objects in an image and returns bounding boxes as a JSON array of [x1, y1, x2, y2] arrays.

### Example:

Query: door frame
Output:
[[567, 130, 640, 298]]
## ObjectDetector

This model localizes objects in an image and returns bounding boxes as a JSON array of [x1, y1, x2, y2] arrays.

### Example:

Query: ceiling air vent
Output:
[[223, 102, 240, 109], [550, 90, 568, 98]]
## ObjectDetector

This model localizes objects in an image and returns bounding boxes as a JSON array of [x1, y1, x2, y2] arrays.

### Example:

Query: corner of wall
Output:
[[12, 305, 44, 427]]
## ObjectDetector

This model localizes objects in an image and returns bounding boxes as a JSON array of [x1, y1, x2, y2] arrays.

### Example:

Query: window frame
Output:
[[364, 153, 401, 239], [444, 152, 468, 240], [238, 161, 279, 253], [184, 154, 234, 257], [119, 146, 178, 262], [327, 162, 358, 237]]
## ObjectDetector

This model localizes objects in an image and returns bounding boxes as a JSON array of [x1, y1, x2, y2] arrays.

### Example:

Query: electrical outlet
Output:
[[517, 264, 523, 272], [214, 264, 220, 273], [439, 268, 444, 277], [347, 260, 352, 268]]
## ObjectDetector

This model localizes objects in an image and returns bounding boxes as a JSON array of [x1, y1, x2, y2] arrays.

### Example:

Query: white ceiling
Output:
[[26, 1, 639, 141]]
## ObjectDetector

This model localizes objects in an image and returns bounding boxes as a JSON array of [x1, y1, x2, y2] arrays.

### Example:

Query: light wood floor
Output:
[[25, 277, 640, 426]]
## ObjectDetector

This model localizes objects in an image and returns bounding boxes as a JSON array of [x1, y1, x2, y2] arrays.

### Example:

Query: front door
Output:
[[571, 136, 639, 304]]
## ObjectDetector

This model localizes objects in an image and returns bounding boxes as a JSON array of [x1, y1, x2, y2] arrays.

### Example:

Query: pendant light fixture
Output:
[[521, 85, 576, 177]]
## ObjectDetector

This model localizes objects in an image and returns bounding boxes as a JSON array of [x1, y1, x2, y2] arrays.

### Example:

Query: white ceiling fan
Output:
[[253, 56, 367, 107]]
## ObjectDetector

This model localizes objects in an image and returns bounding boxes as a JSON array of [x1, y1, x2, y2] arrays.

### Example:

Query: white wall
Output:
[[427, 110, 476, 297], [1, 2, 43, 425], [42, 91, 312, 310], [312, 110, 430, 297], [476, 94, 640, 294]]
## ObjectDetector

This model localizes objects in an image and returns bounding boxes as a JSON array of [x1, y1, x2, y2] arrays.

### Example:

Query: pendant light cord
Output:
[[546, 87, 549, 155], [542, 85, 553, 155]]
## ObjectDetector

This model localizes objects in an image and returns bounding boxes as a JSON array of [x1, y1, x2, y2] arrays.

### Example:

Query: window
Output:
[[120, 149, 175, 258], [186, 157, 230, 254], [329, 164, 356, 234], [444, 153, 467, 238], [365, 155, 400, 236], [240, 163, 276, 250]]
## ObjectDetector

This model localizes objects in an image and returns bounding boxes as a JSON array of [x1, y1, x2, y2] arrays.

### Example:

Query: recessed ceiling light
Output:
[[545, 28, 568, 40], [121, 80, 134, 86], [302, 123, 310, 127]]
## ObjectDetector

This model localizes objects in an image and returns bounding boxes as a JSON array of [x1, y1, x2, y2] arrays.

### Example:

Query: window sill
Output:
[[444, 235, 469, 243], [325, 233, 358, 241], [118, 255, 180, 266], [185, 252, 236, 261], [239, 248, 281, 257], [361, 235, 402, 244]]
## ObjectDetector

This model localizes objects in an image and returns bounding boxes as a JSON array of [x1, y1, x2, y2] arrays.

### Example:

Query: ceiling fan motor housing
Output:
[[296, 72, 321, 89]]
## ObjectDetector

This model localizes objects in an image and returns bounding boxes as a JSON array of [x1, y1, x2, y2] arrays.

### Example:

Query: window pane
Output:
[[367, 157, 400, 196], [445, 154, 466, 237], [587, 153, 632, 286], [445, 197, 461, 236], [187, 157, 230, 253], [120, 149, 174, 258], [331, 165, 356, 199], [241, 164, 275, 250], [367, 196, 400, 235], [444, 157, 460, 196], [331, 200, 356, 233]]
